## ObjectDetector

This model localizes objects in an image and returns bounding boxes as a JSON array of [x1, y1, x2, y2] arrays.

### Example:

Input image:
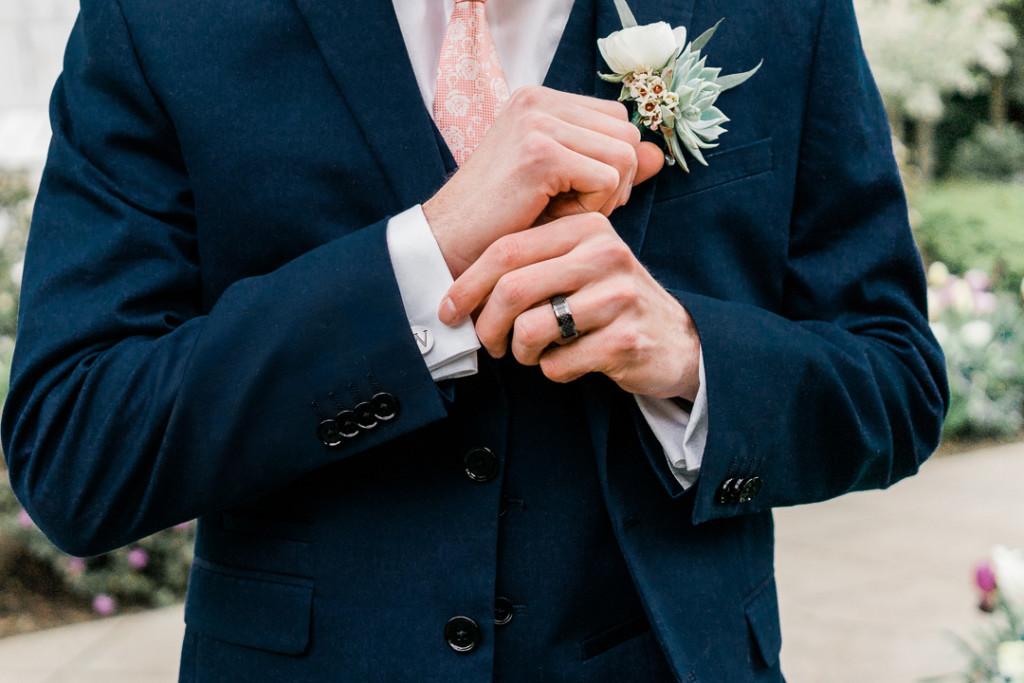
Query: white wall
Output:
[[0, 0, 80, 169]]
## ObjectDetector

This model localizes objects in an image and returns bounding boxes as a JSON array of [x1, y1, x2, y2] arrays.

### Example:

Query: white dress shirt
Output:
[[386, 0, 708, 489]]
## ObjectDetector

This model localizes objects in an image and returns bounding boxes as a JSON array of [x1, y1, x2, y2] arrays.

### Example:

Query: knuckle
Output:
[[511, 85, 544, 109], [581, 211, 611, 233], [521, 131, 555, 165], [603, 238, 635, 270], [491, 235, 522, 269], [617, 328, 641, 354], [494, 273, 525, 307], [610, 100, 629, 121]]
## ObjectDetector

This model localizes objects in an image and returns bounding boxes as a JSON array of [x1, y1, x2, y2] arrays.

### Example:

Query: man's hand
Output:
[[438, 213, 701, 400], [422, 85, 664, 279]]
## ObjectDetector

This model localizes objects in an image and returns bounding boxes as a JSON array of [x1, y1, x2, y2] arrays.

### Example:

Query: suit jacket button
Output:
[[353, 401, 378, 430], [371, 392, 400, 421], [317, 418, 343, 447], [494, 596, 514, 626], [334, 410, 361, 438], [463, 447, 499, 482], [715, 477, 737, 505], [445, 615, 481, 653], [738, 476, 763, 503]]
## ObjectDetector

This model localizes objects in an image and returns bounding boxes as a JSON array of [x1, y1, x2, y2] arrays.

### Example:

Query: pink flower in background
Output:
[[92, 593, 117, 616], [127, 548, 149, 570], [16, 508, 33, 529], [964, 268, 992, 292], [975, 291, 998, 315], [976, 561, 998, 592], [173, 521, 193, 531], [66, 557, 86, 577]]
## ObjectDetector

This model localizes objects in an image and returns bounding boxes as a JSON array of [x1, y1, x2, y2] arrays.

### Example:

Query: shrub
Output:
[[949, 124, 1024, 181], [928, 263, 1024, 440], [914, 181, 1024, 293]]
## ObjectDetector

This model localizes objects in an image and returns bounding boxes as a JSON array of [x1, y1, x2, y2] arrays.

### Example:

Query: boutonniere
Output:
[[598, 0, 763, 172]]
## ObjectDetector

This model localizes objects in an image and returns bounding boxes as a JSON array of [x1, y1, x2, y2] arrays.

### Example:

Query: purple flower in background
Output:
[[976, 561, 998, 592], [92, 593, 117, 616], [974, 291, 998, 315], [16, 508, 33, 529], [964, 269, 992, 292], [66, 557, 86, 577], [127, 548, 149, 570], [173, 521, 193, 532]]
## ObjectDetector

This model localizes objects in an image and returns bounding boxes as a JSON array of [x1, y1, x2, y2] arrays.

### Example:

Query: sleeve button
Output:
[[334, 410, 361, 438], [353, 401, 378, 430], [317, 418, 343, 448], [371, 392, 400, 421]]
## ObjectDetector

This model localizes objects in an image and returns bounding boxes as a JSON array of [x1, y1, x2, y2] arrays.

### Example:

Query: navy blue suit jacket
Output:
[[1, 0, 948, 680]]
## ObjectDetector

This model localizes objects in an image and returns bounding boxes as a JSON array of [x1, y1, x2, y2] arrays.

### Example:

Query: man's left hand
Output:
[[438, 212, 701, 401]]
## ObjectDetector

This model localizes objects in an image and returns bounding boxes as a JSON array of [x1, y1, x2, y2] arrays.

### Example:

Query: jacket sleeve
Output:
[[670, 0, 950, 525], [0, 0, 449, 556]]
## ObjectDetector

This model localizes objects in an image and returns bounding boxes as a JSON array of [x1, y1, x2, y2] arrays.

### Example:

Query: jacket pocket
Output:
[[579, 613, 652, 661], [184, 556, 314, 655], [653, 136, 773, 202], [744, 573, 782, 668]]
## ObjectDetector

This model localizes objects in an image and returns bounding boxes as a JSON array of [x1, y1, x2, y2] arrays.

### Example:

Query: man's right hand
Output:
[[422, 85, 664, 279]]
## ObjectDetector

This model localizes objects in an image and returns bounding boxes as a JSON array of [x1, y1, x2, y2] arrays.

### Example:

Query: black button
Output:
[[494, 597, 514, 626], [463, 447, 499, 483], [317, 418, 343, 447], [444, 615, 481, 653], [714, 477, 737, 505], [334, 410, 361, 438], [371, 392, 400, 421], [738, 476, 763, 503], [353, 401, 378, 430]]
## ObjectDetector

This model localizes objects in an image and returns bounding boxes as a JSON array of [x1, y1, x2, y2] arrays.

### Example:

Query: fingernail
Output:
[[439, 297, 458, 325]]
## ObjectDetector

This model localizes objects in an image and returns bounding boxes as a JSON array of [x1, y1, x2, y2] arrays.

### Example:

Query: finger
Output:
[[634, 141, 665, 185], [549, 123, 637, 215], [440, 213, 607, 325], [511, 279, 629, 366], [538, 327, 612, 384], [553, 103, 641, 147], [474, 243, 609, 358]]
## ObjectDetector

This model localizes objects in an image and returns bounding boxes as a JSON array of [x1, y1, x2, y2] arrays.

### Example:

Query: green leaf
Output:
[[667, 132, 690, 173], [613, 0, 638, 28], [599, 71, 627, 83], [690, 18, 724, 54], [717, 59, 764, 92]]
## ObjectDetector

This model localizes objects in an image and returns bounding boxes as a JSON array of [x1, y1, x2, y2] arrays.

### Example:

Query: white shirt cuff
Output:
[[632, 349, 708, 491], [385, 205, 480, 381]]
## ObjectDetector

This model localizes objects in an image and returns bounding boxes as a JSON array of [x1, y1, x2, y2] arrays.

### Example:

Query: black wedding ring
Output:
[[550, 294, 579, 341]]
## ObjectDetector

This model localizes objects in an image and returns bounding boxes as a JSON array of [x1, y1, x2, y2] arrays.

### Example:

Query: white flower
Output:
[[598, 21, 682, 75], [960, 320, 994, 348], [930, 321, 949, 346], [950, 278, 975, 315], [993, 545, 1024, 612], [997, 641, 1024, 678], [927, 261, 950, 287]]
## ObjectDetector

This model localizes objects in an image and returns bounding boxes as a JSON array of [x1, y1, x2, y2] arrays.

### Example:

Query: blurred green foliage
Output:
[[949, 124, 1024, 180], [914, 181, 1024, 293]]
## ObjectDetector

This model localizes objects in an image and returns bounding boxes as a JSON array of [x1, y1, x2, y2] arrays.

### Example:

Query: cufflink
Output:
[[412, 324, 434, 355]]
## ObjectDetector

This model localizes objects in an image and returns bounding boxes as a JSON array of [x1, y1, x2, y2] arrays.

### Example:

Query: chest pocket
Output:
[[653, 136, 773, 202]]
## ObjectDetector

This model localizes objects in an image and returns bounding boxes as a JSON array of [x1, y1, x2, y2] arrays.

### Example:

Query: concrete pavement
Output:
[[0, 441, 1021, 682]]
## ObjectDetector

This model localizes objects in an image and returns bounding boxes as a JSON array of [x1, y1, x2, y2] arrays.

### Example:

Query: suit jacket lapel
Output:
[[289, 0, 449, 211]]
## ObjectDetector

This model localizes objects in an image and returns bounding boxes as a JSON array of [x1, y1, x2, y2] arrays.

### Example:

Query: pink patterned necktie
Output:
[[432, 0, 511, 166]]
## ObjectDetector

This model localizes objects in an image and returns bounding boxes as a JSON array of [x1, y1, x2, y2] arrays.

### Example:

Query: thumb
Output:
[[633, 141, 665, 186]]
